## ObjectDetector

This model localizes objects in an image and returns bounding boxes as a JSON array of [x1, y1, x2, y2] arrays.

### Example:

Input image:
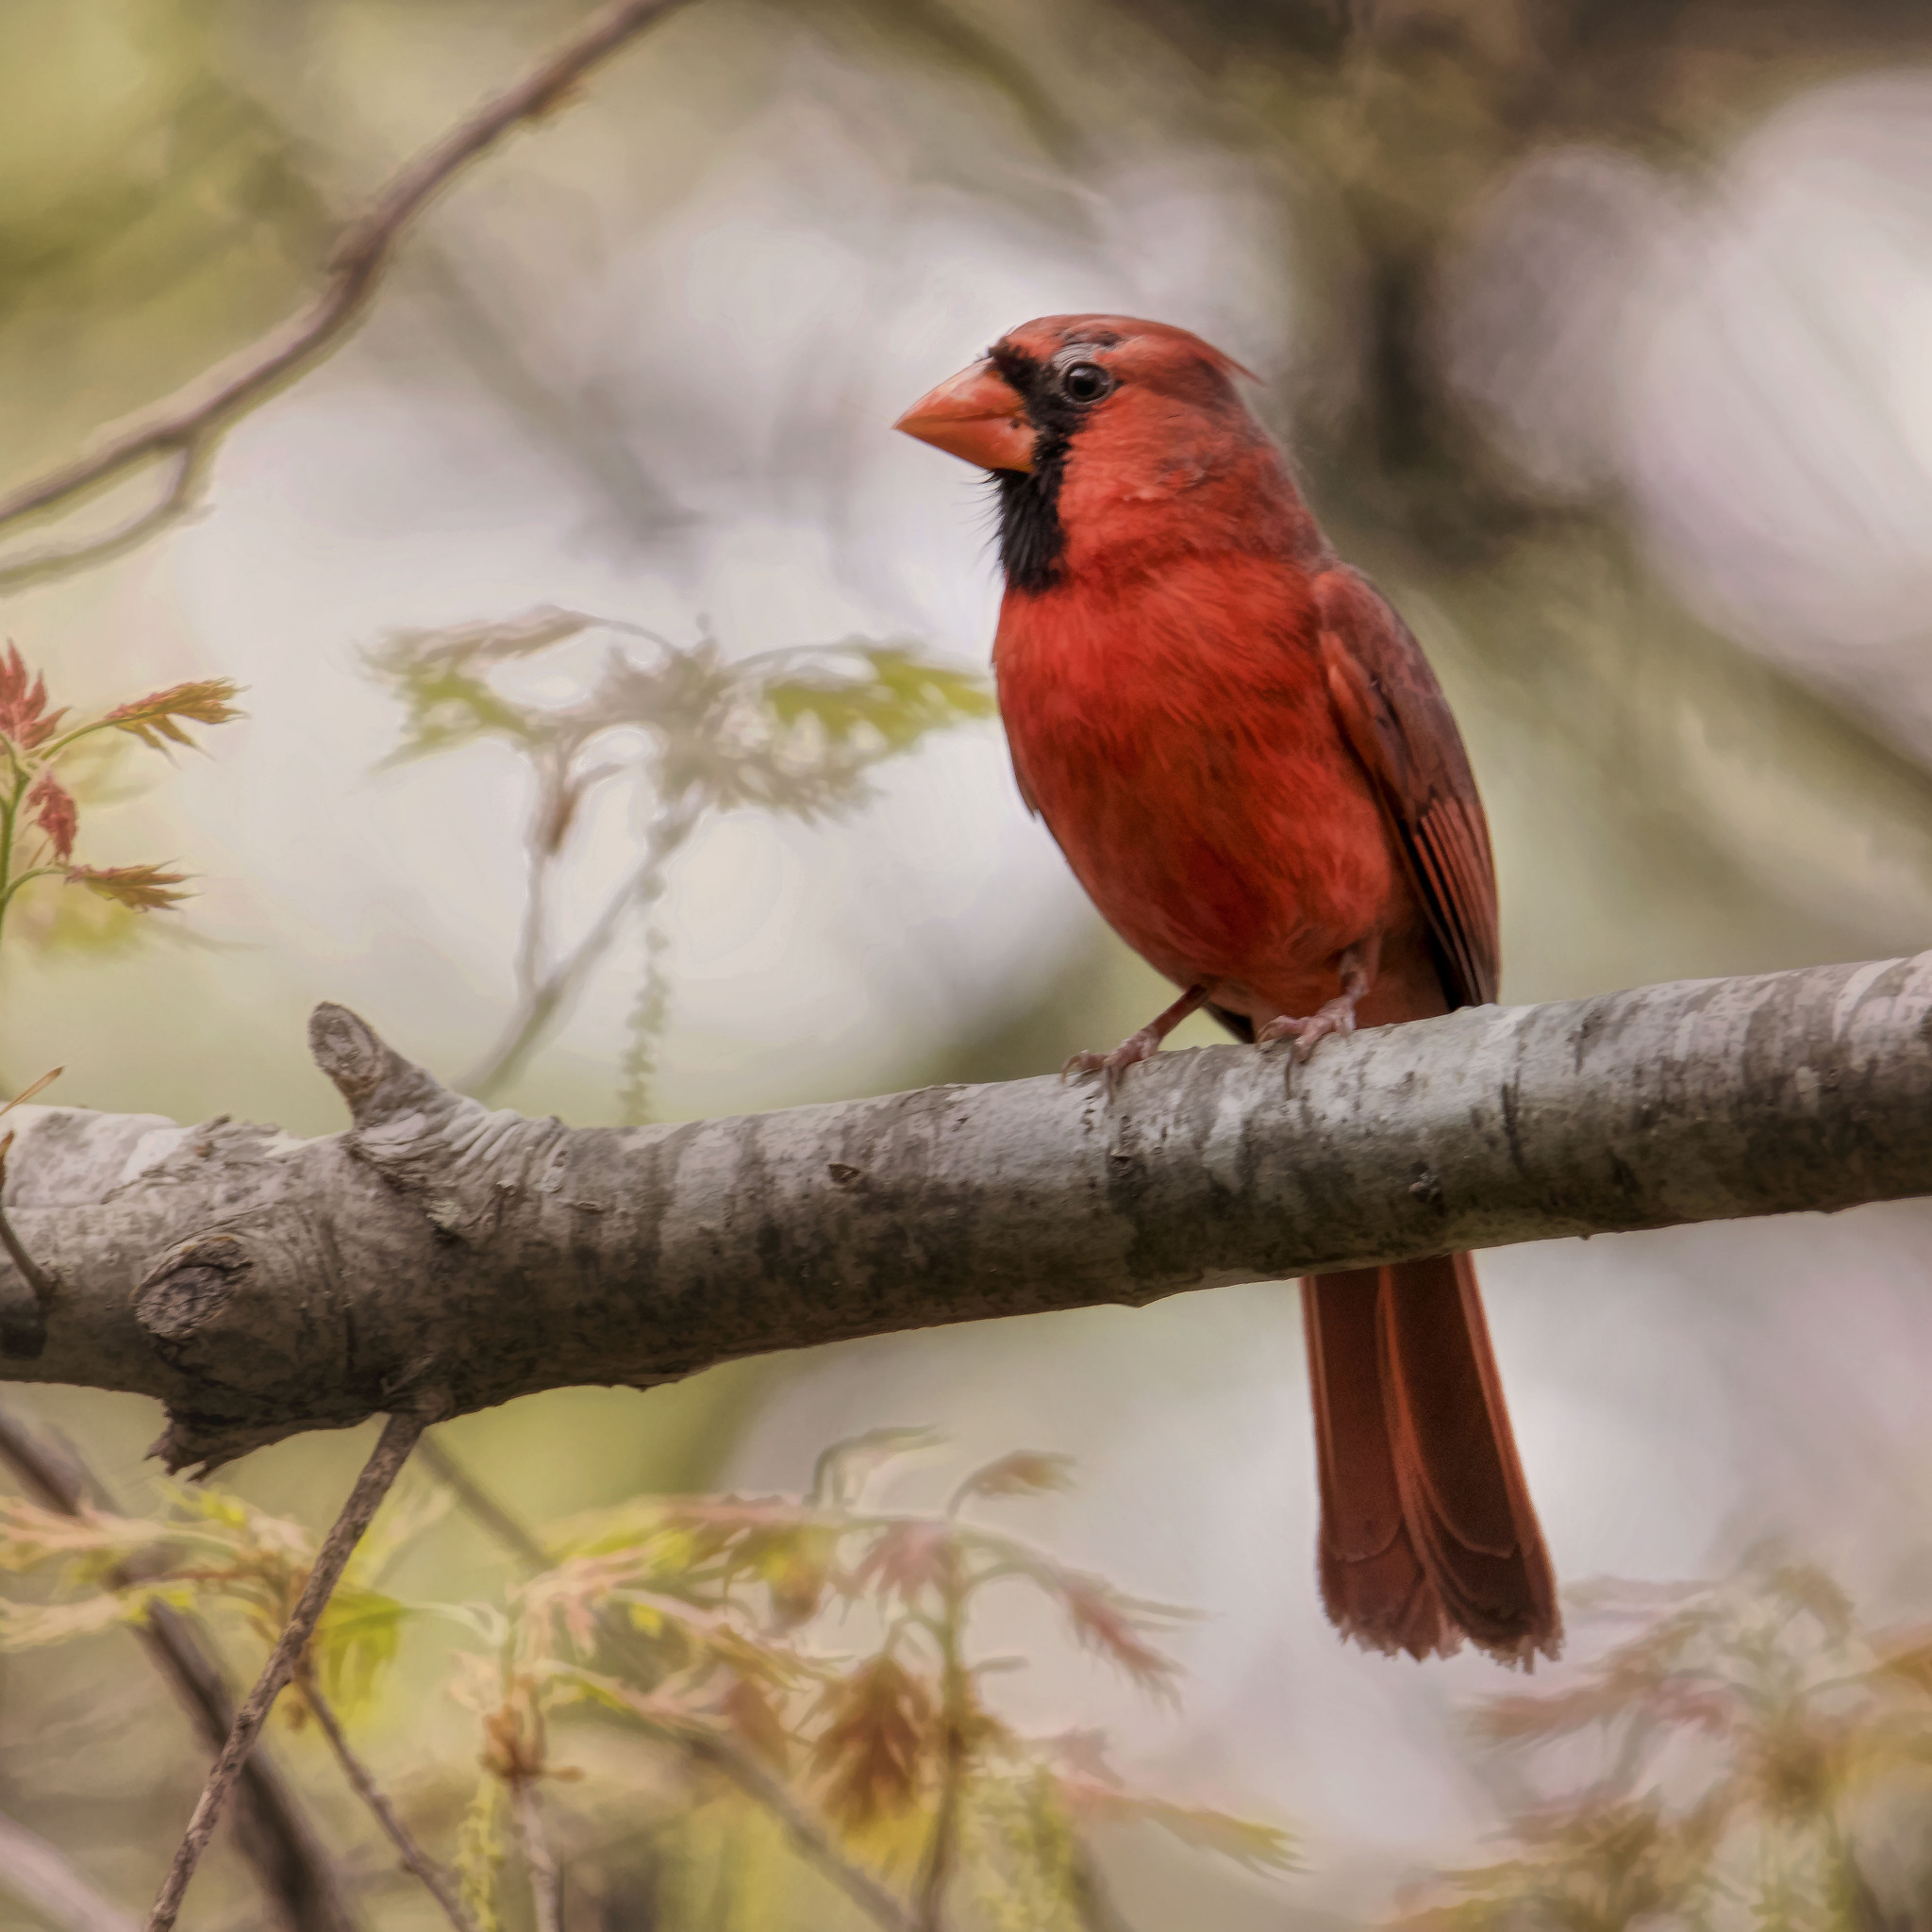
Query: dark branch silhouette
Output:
[[0, 1406, 358, 1932], [0, 0, 697, 587], [145, 1412, 429, 1932]]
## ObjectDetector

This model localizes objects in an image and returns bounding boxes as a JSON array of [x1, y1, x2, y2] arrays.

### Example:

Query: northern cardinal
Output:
[[896, 315, 1558, 1664]]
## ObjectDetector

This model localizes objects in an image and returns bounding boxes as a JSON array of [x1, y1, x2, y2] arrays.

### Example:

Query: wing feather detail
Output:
[[1313, 568, 1498, 1009]]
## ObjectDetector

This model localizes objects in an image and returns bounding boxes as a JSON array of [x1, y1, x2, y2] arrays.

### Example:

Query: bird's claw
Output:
[[1062, 1026, 1162, 1101], [1258, 998, 1358, 1064]]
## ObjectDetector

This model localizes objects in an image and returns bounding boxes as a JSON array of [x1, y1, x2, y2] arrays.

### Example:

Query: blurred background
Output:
[[8, 0, 1932, 1924]]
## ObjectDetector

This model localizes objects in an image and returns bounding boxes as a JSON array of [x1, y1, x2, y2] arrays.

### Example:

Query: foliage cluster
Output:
[[0, 642, 241, 955], [0, 1429, 1291, 1929], [364, 608, 994, 1113], [1398, 1548, 1932, 1932]]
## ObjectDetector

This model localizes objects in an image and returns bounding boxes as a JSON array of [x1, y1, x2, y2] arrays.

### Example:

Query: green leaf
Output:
[[762, 646, 993, 755], [312, 1585, 410, 1712], [371, 659, 545, 765], [159, 1479, 311, 1560], [1111, 1795, 1299, 1872], [365, 608, 601, 765]]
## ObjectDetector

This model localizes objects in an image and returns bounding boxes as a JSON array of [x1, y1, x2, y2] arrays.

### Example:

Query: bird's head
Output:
[[896, 314, 1316, 593]]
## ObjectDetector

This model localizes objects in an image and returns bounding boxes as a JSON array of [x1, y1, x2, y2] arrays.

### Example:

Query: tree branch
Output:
[[677, 1729, 917, 1930], [146, 1411, 429, 1932], [416, 1433, 552, 1571], [0, 1406, 360, 1932], [914, 1570, 969, 1932], [302, 1677, 475, 1932], [0, 447, 205, 593], [0, 0, 696, 584], [5, 954, 1932, 1471]]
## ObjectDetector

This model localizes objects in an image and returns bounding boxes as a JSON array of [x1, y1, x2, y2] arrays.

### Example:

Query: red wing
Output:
[[1313, 568, 1499, 1009]]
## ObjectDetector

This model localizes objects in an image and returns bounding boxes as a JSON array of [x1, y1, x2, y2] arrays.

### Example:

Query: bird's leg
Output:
[[1063, 983, 1208, 1099], [1258, 942, 1376, 1062]]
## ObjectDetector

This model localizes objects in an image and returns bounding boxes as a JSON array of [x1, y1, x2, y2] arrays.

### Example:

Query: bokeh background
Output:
[[8, 0, 1932, 1924]]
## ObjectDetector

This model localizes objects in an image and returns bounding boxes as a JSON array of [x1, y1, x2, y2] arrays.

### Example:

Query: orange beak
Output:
[[894, 361, 1035, 473]]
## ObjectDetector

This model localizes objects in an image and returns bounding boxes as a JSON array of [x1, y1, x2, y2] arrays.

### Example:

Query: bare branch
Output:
[[303, 1678, 475, 1932], [0, 447, 203, 594], [462, 792, 700, 1098], [0, 1405, 359, 1932], [146, 1411, 429, 1932], [7, 954, 1932, 1472], [416, 1434, 551, 1572], [679, 1730, 917, 1931], [914, 1728, 965, 1927], [0, 1805, 140, 1932], [0, 0, 697, 582], [914, 1573, 970, 1932]]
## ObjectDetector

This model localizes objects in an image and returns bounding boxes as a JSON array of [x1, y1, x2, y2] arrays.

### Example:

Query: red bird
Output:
[[896, 315, 1558, 1664]]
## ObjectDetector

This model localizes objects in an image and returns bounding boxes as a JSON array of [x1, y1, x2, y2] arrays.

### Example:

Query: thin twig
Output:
[[413, 1439, 917, 1931], [0, 1405, 358, 1932], [680, 1730, 917, 1932], [510, 1780, 564, 1932], [0, 446, 204, 593], [0, 1199, 54, 1311], [0, 1413, 104, 1516], [303, 1676, 475, 1932], [416, 1433, 550, 1572], [146, 1410, 427, 1932], [0, 0, 698, 585], [913, 1738, 964, 1928], [463, 792, 699, 1098], [913, 1568, 969, 1932], [1068, 1841, 1135, 1932]]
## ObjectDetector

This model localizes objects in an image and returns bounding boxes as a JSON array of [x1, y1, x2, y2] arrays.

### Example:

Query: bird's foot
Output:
[[1258, 949, 1374, 1067], [1063, 1025, 1163, 1101], [1259, 994, 1359, 1063]]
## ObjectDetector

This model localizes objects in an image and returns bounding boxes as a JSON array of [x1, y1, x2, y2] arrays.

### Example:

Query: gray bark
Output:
[[3, 952, 1929, 1473]]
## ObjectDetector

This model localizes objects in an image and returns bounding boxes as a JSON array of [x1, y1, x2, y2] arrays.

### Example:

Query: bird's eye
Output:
[[1059, 361, 1113, 405]]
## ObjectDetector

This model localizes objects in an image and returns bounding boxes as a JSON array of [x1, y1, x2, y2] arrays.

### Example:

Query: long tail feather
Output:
[[1302, 1255, 1558, 1665]]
